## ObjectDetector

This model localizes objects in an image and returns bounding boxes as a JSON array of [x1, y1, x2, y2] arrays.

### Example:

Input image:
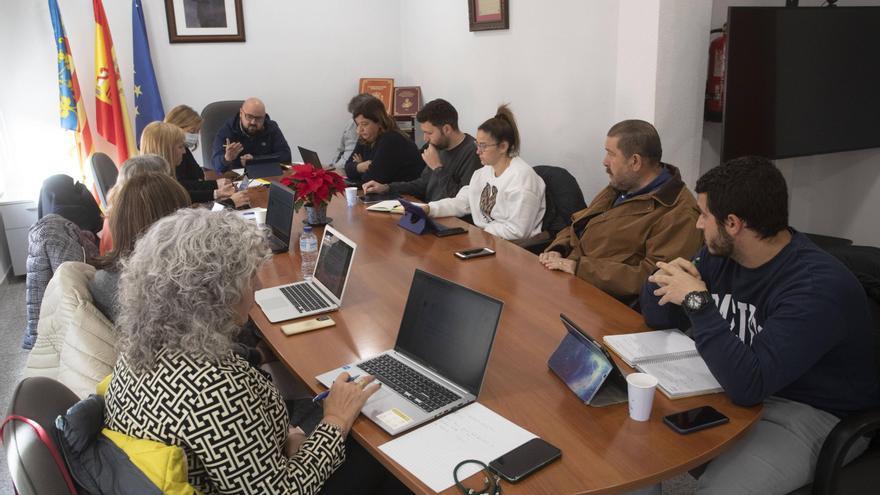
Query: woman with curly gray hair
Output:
[[103, 208, 392, 495]]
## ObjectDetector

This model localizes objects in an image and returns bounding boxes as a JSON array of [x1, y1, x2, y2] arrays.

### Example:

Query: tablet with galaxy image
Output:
[[548, 314, 628, 407]]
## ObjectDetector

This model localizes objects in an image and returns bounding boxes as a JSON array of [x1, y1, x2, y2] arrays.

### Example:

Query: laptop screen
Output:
[[297, 146, 324, 169], [394, 270, 503, 395], [266, 182, 294, 243], [313, 228, 355, 299]]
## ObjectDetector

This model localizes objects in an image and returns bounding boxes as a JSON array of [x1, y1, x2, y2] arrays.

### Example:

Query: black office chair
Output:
[[803, 232, 854, 251], [790, 244, 880, 495], [200, 100, 244, 169], [515, 165, 587, 254], [2, 377, 81, 495], [89, 152, 117, 211]]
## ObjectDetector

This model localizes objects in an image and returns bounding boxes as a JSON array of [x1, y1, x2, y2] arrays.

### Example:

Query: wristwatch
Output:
[[683, 291, 712, 315]]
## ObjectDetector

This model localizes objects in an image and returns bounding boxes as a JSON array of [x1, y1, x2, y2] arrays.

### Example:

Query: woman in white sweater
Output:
[[426, 105, 545, 241]]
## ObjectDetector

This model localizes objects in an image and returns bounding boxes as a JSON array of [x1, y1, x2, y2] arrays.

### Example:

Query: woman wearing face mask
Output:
[[163, 105, 248, 205]]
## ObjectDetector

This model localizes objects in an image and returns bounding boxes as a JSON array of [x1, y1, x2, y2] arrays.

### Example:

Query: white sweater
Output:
[[429, 156, 546, 241]]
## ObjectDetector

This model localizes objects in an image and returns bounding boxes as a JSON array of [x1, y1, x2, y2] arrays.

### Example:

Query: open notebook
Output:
[[603, 330, 723, 399], [366, 200, 404, 214]]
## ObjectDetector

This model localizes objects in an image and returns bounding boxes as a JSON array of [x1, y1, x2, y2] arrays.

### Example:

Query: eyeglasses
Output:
[[476, 142, 498, 152], [242, 112, 266, 123]]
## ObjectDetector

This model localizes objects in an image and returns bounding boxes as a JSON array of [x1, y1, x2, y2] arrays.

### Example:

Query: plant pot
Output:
[[305, 203, 329, 225]]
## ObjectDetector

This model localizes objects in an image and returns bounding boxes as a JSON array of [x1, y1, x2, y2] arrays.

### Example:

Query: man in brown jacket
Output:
[[538, 120, 702, 304]]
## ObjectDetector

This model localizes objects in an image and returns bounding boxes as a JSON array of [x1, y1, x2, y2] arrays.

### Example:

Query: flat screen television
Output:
[[722, 7, 880, 162]]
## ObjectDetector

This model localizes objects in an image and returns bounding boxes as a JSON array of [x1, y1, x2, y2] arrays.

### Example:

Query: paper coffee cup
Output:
[[627, 373, 658, 422], [253, 208, 267, 225], [345, 186, 358, 207]]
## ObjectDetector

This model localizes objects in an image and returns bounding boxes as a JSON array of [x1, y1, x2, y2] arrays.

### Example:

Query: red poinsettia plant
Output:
[[279, 163, 346, 210]]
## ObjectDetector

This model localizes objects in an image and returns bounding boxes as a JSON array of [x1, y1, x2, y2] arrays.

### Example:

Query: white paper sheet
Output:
[[378, 403, 536, 492]]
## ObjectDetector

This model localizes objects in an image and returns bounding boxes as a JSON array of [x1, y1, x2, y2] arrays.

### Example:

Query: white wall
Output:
[[0, 0, 403, 200], [399, 0, 621, 200], [703, 0, 880, 246], [654, 0, 713, 189]]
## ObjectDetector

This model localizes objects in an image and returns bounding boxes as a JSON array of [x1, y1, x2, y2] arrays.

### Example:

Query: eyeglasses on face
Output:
[[242, 112, 266, 123], [476, 142, 498, 152]]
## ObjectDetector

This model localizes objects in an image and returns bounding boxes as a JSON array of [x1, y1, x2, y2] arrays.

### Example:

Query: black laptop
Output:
[[265, 182, 295, 253], [245, 154, 283, 179], [297, 146, 330, 169]]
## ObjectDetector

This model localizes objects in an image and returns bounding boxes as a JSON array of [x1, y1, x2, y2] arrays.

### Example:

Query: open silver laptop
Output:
[[316, 270, 503, 435], [255, 225, 356, 322]]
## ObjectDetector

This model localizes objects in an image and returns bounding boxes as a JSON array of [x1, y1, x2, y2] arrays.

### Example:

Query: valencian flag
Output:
[[48, 0, 93, 172], [132, 0, 164, 147], [94, 0, 136, 164]]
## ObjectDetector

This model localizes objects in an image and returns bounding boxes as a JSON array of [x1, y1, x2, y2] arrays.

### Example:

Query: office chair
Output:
[[790, 244, 880, 495], [89, 152, 117, 211], [200, 100, 244, 168], [2, 377, 81, 495], [515, 165, 586, 254]]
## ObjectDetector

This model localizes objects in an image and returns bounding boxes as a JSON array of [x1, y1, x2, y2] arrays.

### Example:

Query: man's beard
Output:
[[707, 227, 734, 257]]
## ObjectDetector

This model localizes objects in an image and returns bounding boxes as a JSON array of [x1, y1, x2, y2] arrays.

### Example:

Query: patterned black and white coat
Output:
[[105, 350, 346, 494]]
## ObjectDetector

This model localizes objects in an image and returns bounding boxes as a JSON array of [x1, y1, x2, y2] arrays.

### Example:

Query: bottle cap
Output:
[[303, 226, 313, 233]]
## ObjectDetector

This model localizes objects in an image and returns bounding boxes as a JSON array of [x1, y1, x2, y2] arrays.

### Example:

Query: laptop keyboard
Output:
[[357, 354, 461, 413], [280, 283, 332, 313]]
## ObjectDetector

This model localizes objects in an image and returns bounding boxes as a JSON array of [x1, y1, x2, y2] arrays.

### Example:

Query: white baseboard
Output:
[[0, 263, 12, 286]]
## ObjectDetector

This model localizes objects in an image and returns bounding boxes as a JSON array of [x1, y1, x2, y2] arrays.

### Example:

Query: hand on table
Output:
[[648, 257, 706, 306], [362, 181, 389, 194], [215, 181, 235, 199], [321, 372, 381, 435], [538, 251, 576, 274], [230, 190, 250, 208]]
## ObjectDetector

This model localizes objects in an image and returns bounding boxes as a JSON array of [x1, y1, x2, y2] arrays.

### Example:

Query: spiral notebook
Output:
[[603, 330, 723, 399]]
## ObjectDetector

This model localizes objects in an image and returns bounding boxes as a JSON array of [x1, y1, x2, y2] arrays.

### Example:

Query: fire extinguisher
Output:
[[704, 24, 726, 122]]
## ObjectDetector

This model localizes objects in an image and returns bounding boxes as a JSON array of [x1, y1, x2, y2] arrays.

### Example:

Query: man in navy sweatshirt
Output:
[[211, 97, 292, 173], [641, 156, 879, 494]]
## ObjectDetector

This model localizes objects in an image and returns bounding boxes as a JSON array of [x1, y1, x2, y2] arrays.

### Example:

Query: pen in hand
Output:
[[313, 374, 361, 402]]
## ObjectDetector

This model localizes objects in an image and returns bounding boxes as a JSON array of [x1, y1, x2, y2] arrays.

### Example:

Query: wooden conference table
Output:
[[244, 187, 761, 494]]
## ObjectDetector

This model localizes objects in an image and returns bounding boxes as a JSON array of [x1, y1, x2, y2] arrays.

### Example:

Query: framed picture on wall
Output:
[[165, 0, 245, 43], [468, 0, 509, 32]]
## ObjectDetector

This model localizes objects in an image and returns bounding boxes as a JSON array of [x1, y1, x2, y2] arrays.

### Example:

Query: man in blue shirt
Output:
[[642, 156, 879, 494], [211, 97, 292, 173]]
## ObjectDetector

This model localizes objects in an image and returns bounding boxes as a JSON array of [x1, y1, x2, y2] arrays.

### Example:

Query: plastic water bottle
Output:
[[300, 226, 319, 280]]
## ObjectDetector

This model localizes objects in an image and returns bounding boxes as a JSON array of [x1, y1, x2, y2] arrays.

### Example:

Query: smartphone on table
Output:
[[663, 406, 729, 434], [454, 247, 495, 260], [488, 437, 561, 483]]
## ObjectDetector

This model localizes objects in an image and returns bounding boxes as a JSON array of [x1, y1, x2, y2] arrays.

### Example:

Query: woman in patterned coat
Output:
[[103, 208, 389, 494]]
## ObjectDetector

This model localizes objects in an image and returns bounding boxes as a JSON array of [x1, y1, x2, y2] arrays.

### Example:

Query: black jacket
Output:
[[210, 113, 292, 173], [344, 130, 425, 185], [176, 148, 217, 203]]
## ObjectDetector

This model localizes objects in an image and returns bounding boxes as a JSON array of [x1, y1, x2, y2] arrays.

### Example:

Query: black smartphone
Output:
[[663, 406, 729, 434], [489, 438, 561, 483], [454, 247, 495, 260], [434, 226, 466, 237]]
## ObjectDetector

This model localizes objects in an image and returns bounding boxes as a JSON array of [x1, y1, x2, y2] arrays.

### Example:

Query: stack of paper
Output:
[[379, 403, 537, 492]]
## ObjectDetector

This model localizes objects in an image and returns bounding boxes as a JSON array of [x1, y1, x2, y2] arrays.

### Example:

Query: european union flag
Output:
[[133, 0, 164, 147]]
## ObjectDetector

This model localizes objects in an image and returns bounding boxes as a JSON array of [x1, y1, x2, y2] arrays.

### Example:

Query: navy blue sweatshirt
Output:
[[640, 230, 880, 416], [210, 113, 292, 173], [344, 130, 425, 185]]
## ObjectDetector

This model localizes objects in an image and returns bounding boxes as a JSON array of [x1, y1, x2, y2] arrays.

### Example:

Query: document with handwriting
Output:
[[378, 403, 537, 492]]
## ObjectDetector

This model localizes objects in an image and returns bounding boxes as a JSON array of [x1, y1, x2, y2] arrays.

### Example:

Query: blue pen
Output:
[[313, 374, 360, 403]]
